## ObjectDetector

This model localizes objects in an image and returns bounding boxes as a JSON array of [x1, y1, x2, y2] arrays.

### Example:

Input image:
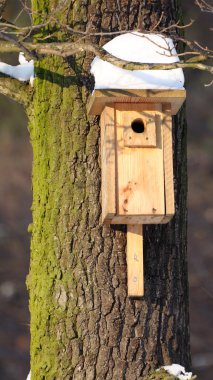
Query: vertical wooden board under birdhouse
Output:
[[127, 224, 144, 297], [101, 105, 116, 223], [115, 103, 165, 223]]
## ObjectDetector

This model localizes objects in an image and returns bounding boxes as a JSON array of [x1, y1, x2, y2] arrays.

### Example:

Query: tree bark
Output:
[[0, 74, 33, 106], [26, 1, 190, 379]]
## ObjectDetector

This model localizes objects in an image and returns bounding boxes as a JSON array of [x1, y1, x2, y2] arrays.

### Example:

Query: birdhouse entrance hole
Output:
[[131, 118, 145, 133]]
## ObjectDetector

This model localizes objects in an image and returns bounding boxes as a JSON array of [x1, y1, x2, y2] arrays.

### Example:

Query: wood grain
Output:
[[161, 104, 175, 223], [127, 224, 144, 297], [115, 103, 165, 219], [109, 214, 165, 224], [101, 105, 116, 222]]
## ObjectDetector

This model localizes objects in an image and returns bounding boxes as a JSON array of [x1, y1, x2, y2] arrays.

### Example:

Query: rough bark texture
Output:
[[27, 1, 190, 379], [0, 74, 33, 107]]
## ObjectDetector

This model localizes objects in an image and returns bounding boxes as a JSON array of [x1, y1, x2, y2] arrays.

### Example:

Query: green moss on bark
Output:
[[27, 55, 91, 378], [145, 369, 196, 380], [28, 1, 190, 379], [145, 369, 178, 380]]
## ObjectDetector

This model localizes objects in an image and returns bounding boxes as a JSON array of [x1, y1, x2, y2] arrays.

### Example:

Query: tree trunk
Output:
[[27, 1, 190, 379]]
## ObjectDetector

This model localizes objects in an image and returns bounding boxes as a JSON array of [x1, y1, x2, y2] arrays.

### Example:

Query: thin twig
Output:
[[204, 79, 213, 86], [195, 0, 213, 13], [160, 19, 194, 34], [0, 31, 37, 59], [150, 12, 164, 32]]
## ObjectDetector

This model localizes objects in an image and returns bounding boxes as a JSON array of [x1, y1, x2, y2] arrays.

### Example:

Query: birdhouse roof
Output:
[[90, 32, 185, 90]]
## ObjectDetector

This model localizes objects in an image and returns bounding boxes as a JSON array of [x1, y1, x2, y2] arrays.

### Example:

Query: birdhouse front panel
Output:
[[101, 103, 175, 225], [116, 103, 165, 218]]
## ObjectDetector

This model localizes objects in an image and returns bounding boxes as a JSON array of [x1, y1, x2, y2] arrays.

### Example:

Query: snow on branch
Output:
[[90, 33, 185, 90], [0, 52, 34, 84], [0, 1, 212, 91], [0, 38, 212, 77], [0, 52, 33, 106]]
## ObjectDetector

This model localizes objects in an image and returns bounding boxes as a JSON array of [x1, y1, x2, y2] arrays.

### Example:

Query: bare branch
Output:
[[1, 14, 211, 62], [0, 39, 212, 75], [33, 41, 213, 74], [173, 35, 213, 59], [0, 73, 33, 107], [147, 12, 164, 32], [0, 2, 212, 79], [195, 0, 213, 13], [59, 19, 195, 38], [159, 19, 195, 34], [0, 21, 50, 36], [204, 79, 213, 86], [0, 40, 19, 53], [0, 31, 37, 59], [0, 11, 194, 41]]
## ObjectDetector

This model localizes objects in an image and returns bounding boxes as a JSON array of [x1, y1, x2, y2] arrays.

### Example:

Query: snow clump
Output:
[[91, 32, 185, 90], [160, 364, 193, 379], [0, 52, 34, 85]]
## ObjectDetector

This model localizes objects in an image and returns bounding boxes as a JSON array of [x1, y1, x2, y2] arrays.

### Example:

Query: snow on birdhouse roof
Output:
[[90, 32, 185, 90]]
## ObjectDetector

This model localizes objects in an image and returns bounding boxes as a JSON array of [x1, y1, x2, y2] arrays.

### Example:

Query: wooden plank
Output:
[[160, 215, 173, 224], [161, 104, 175, 224], [127, 224, 144, 297], [87, 89, 186, 116], [114, 102, 162, 113], [110, 215, 165, 224], [115, 103, 165, 218], [101, 105, 116, 222]]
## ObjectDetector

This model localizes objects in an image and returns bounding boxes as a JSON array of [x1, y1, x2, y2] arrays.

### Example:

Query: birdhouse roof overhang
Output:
[[88, 88, 186, 116]]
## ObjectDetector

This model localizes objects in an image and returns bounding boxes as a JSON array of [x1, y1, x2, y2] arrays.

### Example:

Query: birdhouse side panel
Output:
[[101, 106, 116, 223], [161, 104, 175, 223]]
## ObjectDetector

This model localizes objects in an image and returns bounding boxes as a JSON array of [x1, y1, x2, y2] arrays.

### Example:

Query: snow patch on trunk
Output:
[[159, 364, 193, 379]]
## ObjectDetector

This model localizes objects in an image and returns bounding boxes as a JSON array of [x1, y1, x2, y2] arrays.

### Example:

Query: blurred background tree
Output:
[[0, 0, 212, 379], [0, 1, 31, 379]]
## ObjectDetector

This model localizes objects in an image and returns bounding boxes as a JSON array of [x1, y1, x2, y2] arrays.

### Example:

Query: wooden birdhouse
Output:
[[88, 33, 186, 297]]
